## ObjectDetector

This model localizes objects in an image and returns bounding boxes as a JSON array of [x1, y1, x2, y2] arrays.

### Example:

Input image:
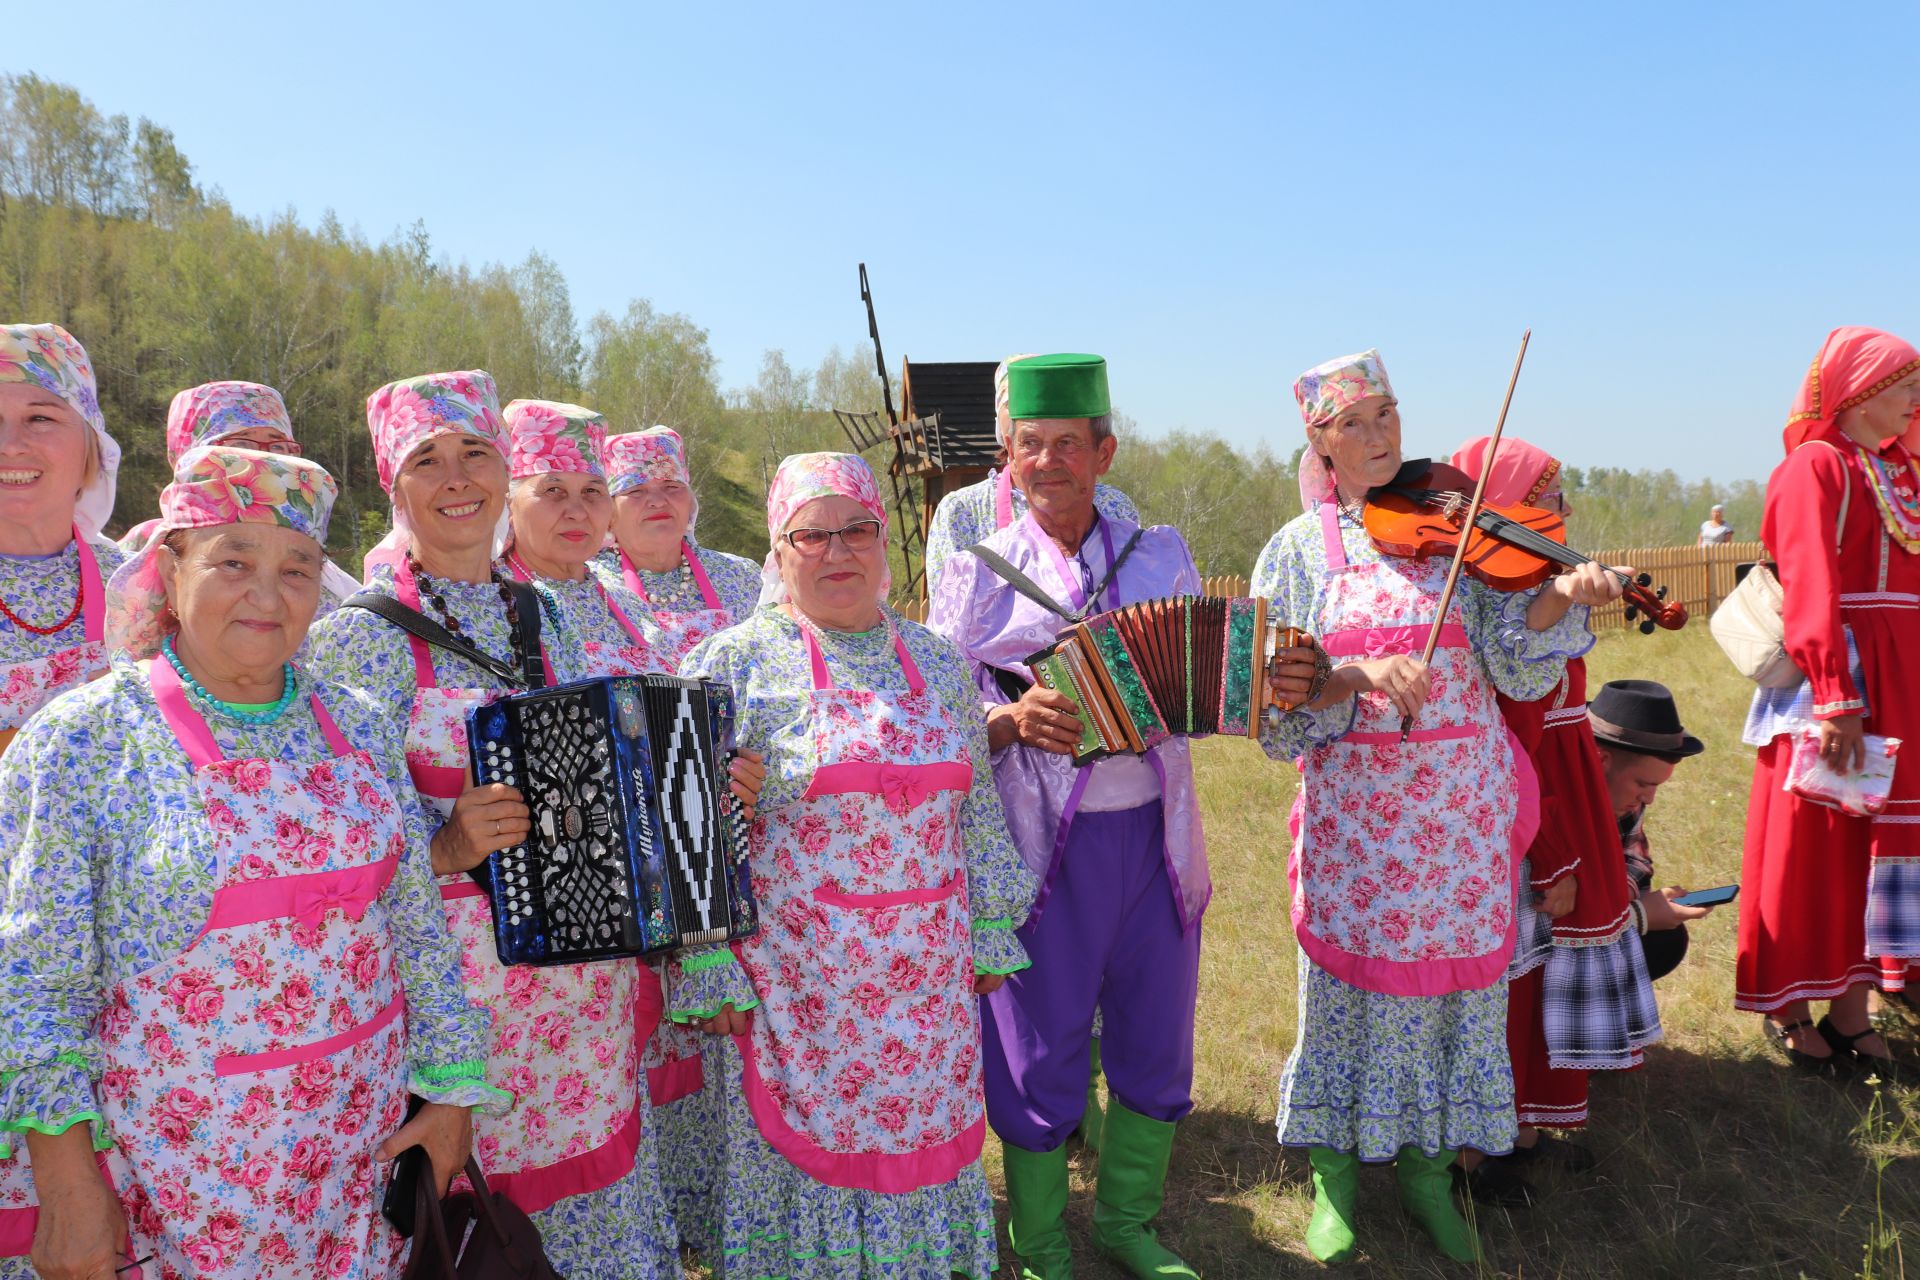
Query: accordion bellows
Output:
[[1027, 595, 1309, 763], [466, 675, 757, 965]]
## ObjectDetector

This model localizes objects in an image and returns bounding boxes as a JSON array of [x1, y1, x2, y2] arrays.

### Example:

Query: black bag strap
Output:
[[963, 528, 1145, 625], [503, 578, 548, 691], [341, 591, 525, 688]]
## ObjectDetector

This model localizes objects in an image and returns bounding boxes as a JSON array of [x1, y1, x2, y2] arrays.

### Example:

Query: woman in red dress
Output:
[[1451, 436, 1658, 1204], [1737, 326, 1920, 1074]]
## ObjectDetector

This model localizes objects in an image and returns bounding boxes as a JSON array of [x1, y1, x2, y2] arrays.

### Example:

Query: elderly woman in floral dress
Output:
[[0, 444, 497, 1280], [595, 424, 762, 1253], [600, 426, 761, 650], [1258, 350, 1621, 1264], [118, 381, 362, 603], [674, 452, 1037, 1280]]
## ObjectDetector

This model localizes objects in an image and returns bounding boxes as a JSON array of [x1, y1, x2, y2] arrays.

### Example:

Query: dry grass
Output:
[[980, 626, 1920, 1280]]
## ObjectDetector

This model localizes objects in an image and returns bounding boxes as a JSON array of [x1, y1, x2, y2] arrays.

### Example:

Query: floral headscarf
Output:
[[165, 380, 294, 465], [1451, 435, 1561, 508], [108, 446, 338, 659], [607, 426, 691, 493], [505, 399, 607, 480], [366, 370, 507, 494], [0, 323, 123, 536], [606, 425, 700, 536], [993, 354, 1040, 448], [363, 370, 509, 576], [758, 451, 890, 608], [1784, 327, 1920, 454], [1292, 348, 1395, 508]]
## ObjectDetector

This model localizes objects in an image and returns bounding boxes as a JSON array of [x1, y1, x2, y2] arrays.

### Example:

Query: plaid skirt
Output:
[[1869, 860, 1920, 968], [1542, 927, 1663, 1071], [1507, 858, 1554, 981]]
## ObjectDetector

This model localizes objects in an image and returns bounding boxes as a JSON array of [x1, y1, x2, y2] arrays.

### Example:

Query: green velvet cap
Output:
[[1006, 353, 1110, 421]]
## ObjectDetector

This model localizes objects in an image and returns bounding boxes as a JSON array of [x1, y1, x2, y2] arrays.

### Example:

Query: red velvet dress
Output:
[[1736, 435, 1920, 1011]]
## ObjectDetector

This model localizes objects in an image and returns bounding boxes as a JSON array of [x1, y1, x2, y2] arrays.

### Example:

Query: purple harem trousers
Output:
[[981, 800, 1203, 1153]]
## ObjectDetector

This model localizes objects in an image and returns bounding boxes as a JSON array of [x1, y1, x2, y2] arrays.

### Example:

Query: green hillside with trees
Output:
[[0, 72, 1766, 581]]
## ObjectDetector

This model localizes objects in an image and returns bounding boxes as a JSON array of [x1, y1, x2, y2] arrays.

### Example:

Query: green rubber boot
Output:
[[1077, 1036, 1105, 1153], [1394, 1146, 1479, 1263], [1304, 1148, 1359, 1263], [1091, 1101, 1198, 1278], [1002, 1141, 1075, 1280]]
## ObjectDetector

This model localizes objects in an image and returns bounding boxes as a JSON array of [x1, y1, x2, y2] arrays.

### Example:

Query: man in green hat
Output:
[[929, 354, 1208, 1280]]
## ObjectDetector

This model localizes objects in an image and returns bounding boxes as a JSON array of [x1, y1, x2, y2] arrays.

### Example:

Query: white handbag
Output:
[[1709, 563, 1803, 687], [1708, 442, 1849, 687]]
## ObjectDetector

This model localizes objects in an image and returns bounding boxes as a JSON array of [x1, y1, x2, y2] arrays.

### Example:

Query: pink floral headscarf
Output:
[[363, 370, 508, 576], [759, 451, 890, 608], [108, 445, 338, 659], [766, 452, 887, 540], [1292, 348, 1395, 508], [1451, 435, 1562, 508], [165, 380, 294, 465], [505, 399, 607, 480], [606, 425, 700, 537], [366, 370, 507, 494], [606, 426, 691, 493], [0, 323, 123, 536]]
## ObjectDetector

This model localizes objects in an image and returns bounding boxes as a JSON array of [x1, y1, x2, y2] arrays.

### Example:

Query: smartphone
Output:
[[381, 1095, 427, 1237], [1673, 884, 1739, 908]]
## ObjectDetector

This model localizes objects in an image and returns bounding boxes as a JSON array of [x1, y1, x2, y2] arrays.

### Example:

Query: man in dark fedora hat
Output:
[[1588, 680, 1721, 980]]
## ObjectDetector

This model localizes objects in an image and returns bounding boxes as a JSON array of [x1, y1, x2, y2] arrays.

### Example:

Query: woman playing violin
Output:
[[1256, 349, 1622, 1264]]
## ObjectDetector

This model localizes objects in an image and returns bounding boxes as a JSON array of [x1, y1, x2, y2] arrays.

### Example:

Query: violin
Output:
[[1364, 460, 1689, 634]]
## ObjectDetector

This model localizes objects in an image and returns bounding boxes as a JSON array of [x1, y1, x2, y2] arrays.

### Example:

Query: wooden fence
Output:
[[894, 545, 1761, 633]]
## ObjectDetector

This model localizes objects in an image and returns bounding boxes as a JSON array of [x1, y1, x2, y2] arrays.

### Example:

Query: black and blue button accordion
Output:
[[465, 674, 757, 966]]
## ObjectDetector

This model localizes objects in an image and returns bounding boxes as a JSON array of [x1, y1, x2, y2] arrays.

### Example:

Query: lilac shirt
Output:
[[926, 511, 1210, 930]]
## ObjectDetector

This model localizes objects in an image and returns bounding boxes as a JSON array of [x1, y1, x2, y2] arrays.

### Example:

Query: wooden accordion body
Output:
[[465, 674, 757, 966], [1026, 595, 1310, 764]]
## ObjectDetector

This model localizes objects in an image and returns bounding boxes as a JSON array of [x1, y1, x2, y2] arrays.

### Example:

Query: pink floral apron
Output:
[[0, 660, 412, 1275], [0, 531, 107, 755], [731, 619, 983, 1192], [393, 561, 643, 1215], [620, 541, 734, 669], [1287, 504, 1524, 997]]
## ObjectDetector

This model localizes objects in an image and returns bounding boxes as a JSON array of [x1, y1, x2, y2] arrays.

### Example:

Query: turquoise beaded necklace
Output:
[[161, 635, 299, 725]]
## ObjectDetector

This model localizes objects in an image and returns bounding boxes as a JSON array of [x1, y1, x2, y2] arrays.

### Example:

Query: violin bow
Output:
[[1399, 328, 1532, 742]]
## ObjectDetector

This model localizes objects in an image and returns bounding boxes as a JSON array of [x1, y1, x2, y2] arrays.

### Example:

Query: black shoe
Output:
[[1817, 1015, 1917, 1085], [1507, 1133, 1596, 1173], [1452, 1158, 1536, 1208], [1765, 1018, 1852, 1078]]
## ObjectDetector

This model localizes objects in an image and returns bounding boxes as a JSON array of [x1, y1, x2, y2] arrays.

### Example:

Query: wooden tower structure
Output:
[[833, 265, 1005, 599]]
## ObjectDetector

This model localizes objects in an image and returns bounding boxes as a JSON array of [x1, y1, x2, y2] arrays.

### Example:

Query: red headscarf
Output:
[[1784, 326, 1920, 454], [1450, 435, 1561, 508]]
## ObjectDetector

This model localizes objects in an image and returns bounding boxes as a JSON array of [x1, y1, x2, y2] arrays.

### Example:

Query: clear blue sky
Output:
[[13, 0, 1918, 483]]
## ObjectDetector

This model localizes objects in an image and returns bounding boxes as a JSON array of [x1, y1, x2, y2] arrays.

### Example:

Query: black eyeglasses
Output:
[[784, 519, 882, 555]]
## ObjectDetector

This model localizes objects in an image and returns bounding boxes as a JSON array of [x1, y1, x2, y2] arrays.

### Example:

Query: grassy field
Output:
[[986, 625, 1919, 1280]]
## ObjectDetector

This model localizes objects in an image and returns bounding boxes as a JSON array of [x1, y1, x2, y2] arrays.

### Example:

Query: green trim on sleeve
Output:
[[973, 959, 1032, 978], [411, 1058, 488, 1084], [680, 949, 741, 974], [668, 995, 762, 1025]]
